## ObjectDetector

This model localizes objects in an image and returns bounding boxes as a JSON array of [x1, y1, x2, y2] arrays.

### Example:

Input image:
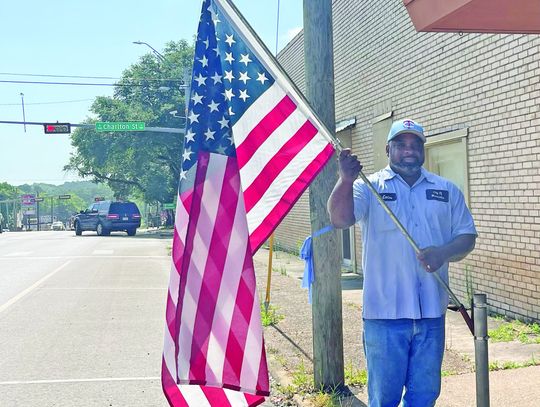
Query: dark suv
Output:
[[73, 201, 141, 236]]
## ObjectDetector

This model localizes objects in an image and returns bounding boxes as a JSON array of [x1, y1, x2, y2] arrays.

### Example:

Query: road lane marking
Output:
[[0, 261, 71, 314], [0, 376, 160, 385], [3, 252, 32, 257], [0, 255, 170, 259], [92, 249, 114, 255]]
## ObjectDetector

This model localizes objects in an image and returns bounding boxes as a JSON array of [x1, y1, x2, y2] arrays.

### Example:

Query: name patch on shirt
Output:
[[426, 189, 449, 202], [380, 193, 397, 201]]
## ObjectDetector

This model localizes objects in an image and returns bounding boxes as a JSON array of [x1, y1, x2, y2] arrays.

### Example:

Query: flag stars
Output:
[[191, 92, 203, 105], [211, 72, 222, 84], [202, 38, 209, 48], [239, 89, 250, 102], [198, 55, 209, 67], [239, 53, 252, 66], [224, 52, 235, 64], [208, 100, 220, 112], [204, 128, 216, 141], [179, 170, 187, 180], [257, 72, 269, 84], [182, 147, 193, 162], [228, 106, 235, 116], [225, 34, 236, 47], [188, 110, 200, 123], [223, 88, 234, 101], [194, 73, 207, 87], [239, 71, 250, 84], [212, 47, 220, 56], [224, 70, 235, 82], [185, 129, 196, 143], [218, 116, 230, 129]]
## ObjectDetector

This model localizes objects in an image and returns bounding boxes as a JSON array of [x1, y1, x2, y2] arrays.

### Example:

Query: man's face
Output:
[[386, 133, 425, 176]]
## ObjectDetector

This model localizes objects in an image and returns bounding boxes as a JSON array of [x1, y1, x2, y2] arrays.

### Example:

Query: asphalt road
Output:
[[0, 230, 172, 407]]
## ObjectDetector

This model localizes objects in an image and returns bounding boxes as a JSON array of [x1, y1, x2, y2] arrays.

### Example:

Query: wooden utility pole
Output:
[[303, 0, 344, 390]]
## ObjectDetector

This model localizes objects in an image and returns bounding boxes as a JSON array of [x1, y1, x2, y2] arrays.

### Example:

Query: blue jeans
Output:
[[363, 317, 445, 407]]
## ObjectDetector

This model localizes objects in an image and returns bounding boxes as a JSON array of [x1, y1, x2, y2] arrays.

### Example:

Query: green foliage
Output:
[[260, 304, 284, 327], [66, 40, 194, 203], [488, 358, 539, 371], [344, 362, 367, 386], [0, 182, 21, 200], [489, 320, 540, 344]]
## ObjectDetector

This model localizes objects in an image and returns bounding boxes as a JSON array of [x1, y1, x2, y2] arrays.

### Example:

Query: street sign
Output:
[[35, 197, 44, 203], [21, 194, 35, 205], [95, 122, 145, 132], [94, 197, 105, 202], [163, 203, 176, 209], [44, 123, 71, 134], [58, 194, 71, 200]]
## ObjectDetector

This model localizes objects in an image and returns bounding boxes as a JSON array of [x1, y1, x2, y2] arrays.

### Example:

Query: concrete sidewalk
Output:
[[253, 248, 540, 407]]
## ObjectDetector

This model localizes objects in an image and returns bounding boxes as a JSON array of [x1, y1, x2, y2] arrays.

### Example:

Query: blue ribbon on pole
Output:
[[299, 225, 334, 303]]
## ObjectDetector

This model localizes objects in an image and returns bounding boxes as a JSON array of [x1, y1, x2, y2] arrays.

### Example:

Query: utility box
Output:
[[403, 0, 540, 34]]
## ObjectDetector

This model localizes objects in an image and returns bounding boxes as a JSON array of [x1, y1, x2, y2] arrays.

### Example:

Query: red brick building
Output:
[[273, 0, 540, 322]]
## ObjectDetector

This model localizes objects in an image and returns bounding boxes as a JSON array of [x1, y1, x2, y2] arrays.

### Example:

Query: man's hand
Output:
[[338, 149, 362, 183], [417, 246, 446, 273]]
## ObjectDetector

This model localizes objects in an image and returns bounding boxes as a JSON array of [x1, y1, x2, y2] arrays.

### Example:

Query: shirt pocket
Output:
[[371, 200, 400, 233]]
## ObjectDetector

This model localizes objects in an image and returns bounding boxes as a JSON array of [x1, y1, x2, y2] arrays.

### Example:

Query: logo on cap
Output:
[[403, 119, 415, 129]]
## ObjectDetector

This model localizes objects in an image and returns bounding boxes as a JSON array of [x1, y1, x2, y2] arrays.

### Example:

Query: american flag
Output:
[[162, 0, 335, 406]]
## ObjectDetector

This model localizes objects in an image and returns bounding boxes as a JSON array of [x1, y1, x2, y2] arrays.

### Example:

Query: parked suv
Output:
[[73, 201, 141, 236]]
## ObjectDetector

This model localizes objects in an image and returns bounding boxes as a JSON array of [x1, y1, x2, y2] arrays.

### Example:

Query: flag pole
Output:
[[264, 233, 275, 312]]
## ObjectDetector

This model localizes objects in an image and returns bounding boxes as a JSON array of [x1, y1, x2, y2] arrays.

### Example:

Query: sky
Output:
[[0, 0, 303, 186]]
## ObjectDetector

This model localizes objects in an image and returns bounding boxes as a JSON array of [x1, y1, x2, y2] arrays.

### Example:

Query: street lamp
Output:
[[133, 40, 191, 114], [133, 40, 166, 62]]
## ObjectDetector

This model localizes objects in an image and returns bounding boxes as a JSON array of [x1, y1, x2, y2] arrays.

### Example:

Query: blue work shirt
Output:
[[353, 166, 477, 320]]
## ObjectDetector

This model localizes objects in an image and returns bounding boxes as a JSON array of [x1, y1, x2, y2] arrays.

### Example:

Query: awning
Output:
[[403, 0, 540, 34]]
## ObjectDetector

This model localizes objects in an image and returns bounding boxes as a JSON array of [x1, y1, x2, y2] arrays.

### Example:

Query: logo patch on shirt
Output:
[[426, 189, 449, 202], [380, 193, 397, 201]]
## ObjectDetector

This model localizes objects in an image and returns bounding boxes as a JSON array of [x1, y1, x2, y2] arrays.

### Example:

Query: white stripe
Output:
[[0, 376, 159, 385], [177, 154, 227, 380], [233, 82, 285, 146], [224, 388, 249, 407], [162, 331, 178, 382], [246, 133, 329, 233], [239, 107, 308, 189], [205, 184, 249, 383], [178, 385, 211, 407], [239, 291, 264, 391], [0, 256, 170, 260], [0, 261, 71, 314]]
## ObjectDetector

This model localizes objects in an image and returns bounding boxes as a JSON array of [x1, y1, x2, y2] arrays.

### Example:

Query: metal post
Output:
[[473, 293, 490, 407], [20, 93, 26, 132]]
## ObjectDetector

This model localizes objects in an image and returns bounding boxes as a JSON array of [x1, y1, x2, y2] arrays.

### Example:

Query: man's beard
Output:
[[392, 159, 423, 173]]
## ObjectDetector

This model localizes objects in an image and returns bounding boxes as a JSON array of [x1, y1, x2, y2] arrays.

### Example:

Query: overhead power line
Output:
[[0, 72, 121, 80], [0, 79, 183, 87], [0, 98, 94, 106]]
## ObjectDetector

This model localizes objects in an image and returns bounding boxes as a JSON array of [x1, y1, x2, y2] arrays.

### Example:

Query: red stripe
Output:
[[175, 152, 211, 378], [243, 120, 318, 213], [236, 95, 296, 169], [249, 143, 335, 252], [222, 243, 256, 386], [256, 343, 269, 394], [161, 357, 189, 407], [189, 157, 240, 381]]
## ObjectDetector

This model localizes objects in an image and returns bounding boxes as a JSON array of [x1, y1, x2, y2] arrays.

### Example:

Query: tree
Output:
[[66, 40, 194, 203]]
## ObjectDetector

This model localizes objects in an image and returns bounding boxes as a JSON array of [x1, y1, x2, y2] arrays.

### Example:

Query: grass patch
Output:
[[260, 303, 284, 327], [344, 362, 367, 386], [272, 264, 288, 276], [488, 358, 538, 371], [441, 370, 457, 377], [489, 320, 540, 344]]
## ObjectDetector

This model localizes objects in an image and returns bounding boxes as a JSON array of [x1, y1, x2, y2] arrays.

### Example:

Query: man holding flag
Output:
[[161, 1, 336, 405]]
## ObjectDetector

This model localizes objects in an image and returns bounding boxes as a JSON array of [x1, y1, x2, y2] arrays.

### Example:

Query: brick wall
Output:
[[275, 0, 540, 321]]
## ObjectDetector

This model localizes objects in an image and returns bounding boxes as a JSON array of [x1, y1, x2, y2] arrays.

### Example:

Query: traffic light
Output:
[[43, 123, 71, 134]]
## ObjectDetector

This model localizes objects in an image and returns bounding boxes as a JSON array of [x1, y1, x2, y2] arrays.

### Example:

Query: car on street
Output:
[[73, 200, 141, 236], [51, 221, 66, 231]]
